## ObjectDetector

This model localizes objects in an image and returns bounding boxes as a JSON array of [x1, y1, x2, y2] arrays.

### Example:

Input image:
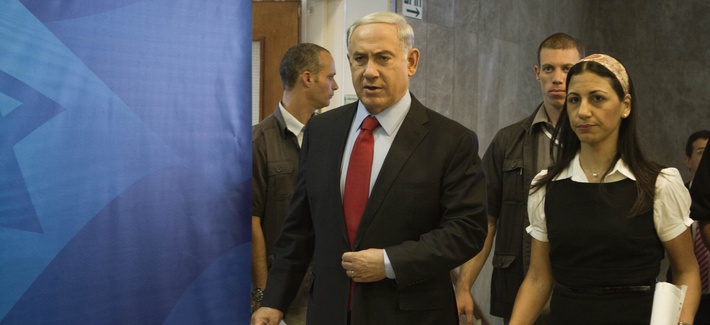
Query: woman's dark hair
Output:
[[532, 60, 663, 217]]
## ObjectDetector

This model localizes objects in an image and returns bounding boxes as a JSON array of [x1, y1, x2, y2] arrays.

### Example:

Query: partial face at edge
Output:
[[686, 138, 708, 180]]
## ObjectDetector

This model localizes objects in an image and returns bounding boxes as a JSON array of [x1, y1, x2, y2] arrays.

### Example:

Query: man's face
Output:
[[348, 23, 419, 114], [535, 48, 581, 111], [685, 138, 708, 181], [311, 51, 339, 109]]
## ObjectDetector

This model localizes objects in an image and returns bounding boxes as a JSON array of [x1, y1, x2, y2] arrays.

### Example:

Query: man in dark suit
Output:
[[692, 138, 710, 248], [251, 11, 487, 325], [683, 130, 710, 325]]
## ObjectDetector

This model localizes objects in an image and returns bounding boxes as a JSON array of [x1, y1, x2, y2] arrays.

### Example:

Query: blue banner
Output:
[[0, 0, 251, 323]]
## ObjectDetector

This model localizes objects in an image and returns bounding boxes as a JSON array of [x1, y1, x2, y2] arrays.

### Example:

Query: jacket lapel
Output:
[[330, 103, 358, 248]]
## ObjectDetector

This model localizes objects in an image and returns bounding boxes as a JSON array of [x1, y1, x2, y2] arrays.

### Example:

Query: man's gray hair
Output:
[[346, 12, 413, 57]]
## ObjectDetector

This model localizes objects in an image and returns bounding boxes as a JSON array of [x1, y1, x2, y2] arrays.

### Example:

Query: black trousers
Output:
[[696, 294, 710, 325]]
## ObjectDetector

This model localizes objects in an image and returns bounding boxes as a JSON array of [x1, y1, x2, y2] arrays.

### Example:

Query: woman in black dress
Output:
[[509, 54, 701, 324]]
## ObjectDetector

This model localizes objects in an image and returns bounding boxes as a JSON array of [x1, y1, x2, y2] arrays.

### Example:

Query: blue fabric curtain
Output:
[[0, 0, 251, 323]]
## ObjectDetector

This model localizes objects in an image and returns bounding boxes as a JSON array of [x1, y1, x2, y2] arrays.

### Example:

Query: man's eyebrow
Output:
[[351, 50, 396, 56], [374, 50, 396, 56]]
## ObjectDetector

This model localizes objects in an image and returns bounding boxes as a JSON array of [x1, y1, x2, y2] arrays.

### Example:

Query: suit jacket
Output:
[[262, 94, 488, 325], [691, 146, 710, 221]]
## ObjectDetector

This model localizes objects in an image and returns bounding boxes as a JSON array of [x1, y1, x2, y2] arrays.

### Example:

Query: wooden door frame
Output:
[[253, 37, 265, 123], [252, 0, 300, 121]]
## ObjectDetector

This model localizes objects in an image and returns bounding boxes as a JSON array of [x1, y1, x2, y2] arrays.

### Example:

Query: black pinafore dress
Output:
[[545, 178, 664, 325]]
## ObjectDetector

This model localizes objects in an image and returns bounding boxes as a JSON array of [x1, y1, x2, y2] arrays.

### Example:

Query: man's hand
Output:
[[341, 248, 386, 283], [455, 286, 475, 325], [251, 307, 283, 325]]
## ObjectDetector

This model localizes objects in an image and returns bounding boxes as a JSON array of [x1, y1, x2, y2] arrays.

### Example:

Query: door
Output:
[[252, 1, 300, 123]]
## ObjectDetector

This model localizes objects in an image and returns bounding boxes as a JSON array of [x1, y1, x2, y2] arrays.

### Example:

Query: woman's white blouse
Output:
[[527, 153, 693, 242]]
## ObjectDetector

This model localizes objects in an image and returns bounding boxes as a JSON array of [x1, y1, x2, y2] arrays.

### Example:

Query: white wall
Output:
[[302, 0, 392, 111]]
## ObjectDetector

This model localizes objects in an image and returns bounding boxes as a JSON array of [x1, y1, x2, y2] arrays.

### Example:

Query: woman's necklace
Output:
[[579, 158, 603, 179]]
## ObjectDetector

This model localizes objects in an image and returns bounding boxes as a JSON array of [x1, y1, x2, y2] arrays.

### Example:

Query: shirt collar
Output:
[[533, 104, 550, 125], [532, 104, 553, 128], [278, 102, 305, 137], [353, 91, 411, 136], [556, 151, 636, 183]]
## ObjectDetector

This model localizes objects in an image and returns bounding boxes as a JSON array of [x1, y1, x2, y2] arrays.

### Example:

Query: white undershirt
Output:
[[279, 102, 305, 147], [339, 92, 411, 197]]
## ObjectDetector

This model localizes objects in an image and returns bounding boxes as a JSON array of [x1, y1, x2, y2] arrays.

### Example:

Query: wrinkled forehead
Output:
[[539, 48, 581, 66], [348, 22, 410, 55], [350, 23, 397, 44]]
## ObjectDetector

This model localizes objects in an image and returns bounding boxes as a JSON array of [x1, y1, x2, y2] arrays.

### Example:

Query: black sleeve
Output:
[[690, 146, 710, 221]]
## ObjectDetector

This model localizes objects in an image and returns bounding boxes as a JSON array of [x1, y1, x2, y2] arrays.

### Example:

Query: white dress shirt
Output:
[[340, 92, 411, 279], [279, 102, 305, 147], [527, 152, 693, 242]]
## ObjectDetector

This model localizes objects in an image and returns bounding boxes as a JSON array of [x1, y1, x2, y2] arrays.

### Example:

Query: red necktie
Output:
[[343, 116, 379, 249], [694, 222, 709, 293], [343, 116, 379, 311]]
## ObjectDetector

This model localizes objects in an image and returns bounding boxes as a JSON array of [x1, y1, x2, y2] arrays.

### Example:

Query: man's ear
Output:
[[406, 48, 420, 77], [300, 71, 313, 87], [534, 65, 540, 80]]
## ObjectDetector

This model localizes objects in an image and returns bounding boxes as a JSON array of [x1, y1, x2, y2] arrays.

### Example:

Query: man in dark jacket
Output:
[[251, 42, 339, 324], [688, 130, 710, 325], [454, 33, 583, 324]]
